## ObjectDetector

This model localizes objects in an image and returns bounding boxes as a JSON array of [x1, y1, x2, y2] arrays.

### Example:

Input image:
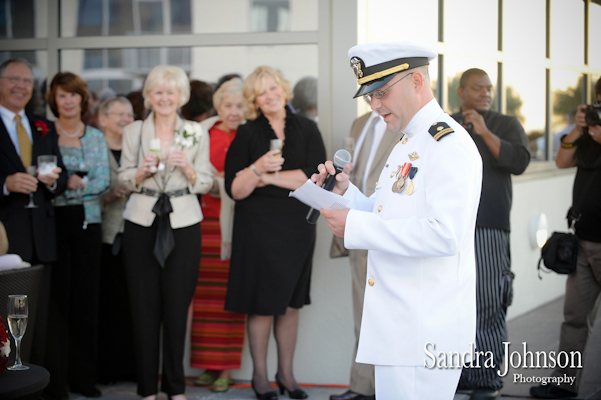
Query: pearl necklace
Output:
[[56, 121, 84, 138]]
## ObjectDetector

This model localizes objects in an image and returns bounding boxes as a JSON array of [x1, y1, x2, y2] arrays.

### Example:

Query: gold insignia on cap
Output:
[[358, 63, 409, 85], [350, 57, 363, 79]]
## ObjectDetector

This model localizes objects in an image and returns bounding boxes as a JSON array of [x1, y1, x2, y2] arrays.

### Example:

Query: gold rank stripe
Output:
[[433, 127, 453, 141], [358, 63, 409, 85]]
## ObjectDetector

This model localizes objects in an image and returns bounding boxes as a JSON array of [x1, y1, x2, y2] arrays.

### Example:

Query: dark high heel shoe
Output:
[[275, 373, 308, 399], [251, 380, 278, 400]]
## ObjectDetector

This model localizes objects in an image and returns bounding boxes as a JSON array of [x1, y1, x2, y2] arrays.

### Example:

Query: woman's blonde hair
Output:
[[142, 65, 190, 110], [213, 78, 244, 110], [243, 66, 291, 120]]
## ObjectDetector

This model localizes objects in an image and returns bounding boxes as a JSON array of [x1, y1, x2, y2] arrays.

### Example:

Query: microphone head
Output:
[[333, 149, 352, 169]]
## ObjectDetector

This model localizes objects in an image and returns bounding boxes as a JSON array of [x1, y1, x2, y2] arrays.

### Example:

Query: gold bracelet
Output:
[[560, 134, 576, 149]]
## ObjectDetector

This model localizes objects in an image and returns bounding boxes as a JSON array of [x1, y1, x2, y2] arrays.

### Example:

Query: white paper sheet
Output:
[[289, 179, 350, 211]]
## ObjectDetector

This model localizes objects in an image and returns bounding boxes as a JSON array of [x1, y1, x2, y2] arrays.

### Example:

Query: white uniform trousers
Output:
[[375, 365, 461, 400]]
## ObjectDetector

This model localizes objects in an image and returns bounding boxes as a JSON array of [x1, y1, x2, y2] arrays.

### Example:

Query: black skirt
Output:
[[224, 211, 316, 315]]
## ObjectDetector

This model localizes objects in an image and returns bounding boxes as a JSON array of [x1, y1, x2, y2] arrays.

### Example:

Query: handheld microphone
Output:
[[306, 149, 352, 224]]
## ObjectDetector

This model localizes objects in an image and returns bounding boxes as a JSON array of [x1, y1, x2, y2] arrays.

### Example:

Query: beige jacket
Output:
[[118, 113, 214, 229], [101, 150, 128, 244]]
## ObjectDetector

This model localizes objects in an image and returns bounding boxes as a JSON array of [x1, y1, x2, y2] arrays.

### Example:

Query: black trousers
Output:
[[97, 242, 136, 383], [44, 205, 102, 396], [122, 219, 201, 397]]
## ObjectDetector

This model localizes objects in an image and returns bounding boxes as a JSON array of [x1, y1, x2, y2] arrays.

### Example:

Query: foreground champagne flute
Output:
[[7, 294, 29, 370], [24, 166, 38, 209], [270, 139, 283, 180]]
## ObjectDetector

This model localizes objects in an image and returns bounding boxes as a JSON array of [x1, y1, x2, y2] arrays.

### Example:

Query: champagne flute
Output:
[[7, 294, 29, 371], [24, 166, 38, 209], [270, 139, 284, 180]]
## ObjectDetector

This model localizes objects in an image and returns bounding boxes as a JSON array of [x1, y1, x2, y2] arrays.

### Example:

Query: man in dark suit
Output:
[[0, 58, 67, 366]]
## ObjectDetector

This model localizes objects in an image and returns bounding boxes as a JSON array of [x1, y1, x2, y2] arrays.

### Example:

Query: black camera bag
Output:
[[537, 232, 578, 278]]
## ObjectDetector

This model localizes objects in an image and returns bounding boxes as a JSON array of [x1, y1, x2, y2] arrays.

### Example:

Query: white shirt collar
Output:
[[0, 104, 26, 122], [403, 99, 444, 138]]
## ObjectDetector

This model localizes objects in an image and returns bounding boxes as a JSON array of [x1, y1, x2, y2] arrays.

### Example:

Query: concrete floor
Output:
[[69, 296, 601, 399]]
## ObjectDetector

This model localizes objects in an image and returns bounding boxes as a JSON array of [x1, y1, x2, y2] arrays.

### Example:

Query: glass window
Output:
[[0, 0, 47, 38], [444, 56, 497, 114], [551, 69, 583, 158], [589, 2, 601, 69], [61, 0, 316, 37], [60, 44, 317, 96], [504, 63, 546, 161], [444, 0, 497, 57], [362, 0, 438, 44], [591, 74, 601, 104], [504, 0, 545, 61], [550, 0, 584, 62], [0, 50, 49, 116]]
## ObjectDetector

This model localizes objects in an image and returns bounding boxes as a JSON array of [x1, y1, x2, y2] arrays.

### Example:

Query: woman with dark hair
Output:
[[43, 72, 110, 400], [224, 66, 325, 400], [181, 79, 215, 122]]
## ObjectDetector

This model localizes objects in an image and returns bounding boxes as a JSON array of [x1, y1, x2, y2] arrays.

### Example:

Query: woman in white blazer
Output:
[[118, 65, 213, 400]]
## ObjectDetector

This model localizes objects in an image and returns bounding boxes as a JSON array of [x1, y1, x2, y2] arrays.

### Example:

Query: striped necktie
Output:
[[15, 115, 32, 167]]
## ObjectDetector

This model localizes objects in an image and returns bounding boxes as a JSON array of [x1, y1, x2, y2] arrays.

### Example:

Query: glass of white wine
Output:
[[24, 166, 38, 209], [7, 294, 29, 371], [270, 138, 284, 180]]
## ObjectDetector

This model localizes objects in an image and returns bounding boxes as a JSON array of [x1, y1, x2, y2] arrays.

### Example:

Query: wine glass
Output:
[[270, 139, 284, 180], [38, 155, 57, 176], [149, 138, 161, 172], [7, 294, 29, 371], [24, 166, 38, 209], [75, 160, 88, 193]]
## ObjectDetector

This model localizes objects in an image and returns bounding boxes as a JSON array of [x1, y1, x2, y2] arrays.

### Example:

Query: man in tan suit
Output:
[[330, 110, 397, 400]]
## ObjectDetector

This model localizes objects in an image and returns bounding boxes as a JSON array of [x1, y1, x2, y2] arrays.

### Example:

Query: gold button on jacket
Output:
[[368, 278, 375, 286]]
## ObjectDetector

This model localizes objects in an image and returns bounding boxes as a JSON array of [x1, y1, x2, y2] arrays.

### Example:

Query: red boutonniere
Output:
[[34, 120, 50, 137], [0, 316, 10, 375]]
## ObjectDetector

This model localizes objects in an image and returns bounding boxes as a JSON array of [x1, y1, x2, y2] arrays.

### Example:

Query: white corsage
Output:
[[174, 122, 201, 149]]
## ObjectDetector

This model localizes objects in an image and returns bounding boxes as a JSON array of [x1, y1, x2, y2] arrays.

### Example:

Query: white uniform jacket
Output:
[[118, 112, 214, 229], [344, 99, 483, 367]]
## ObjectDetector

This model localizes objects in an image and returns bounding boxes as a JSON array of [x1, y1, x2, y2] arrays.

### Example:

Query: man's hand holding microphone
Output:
[[308, 149, 352, 237]]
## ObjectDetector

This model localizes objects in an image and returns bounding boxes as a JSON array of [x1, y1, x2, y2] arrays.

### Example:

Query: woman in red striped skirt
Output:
[[191, 78, 246, 393]]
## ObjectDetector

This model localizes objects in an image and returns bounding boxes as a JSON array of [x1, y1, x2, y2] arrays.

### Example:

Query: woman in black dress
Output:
[[224, 66, 325, 400]]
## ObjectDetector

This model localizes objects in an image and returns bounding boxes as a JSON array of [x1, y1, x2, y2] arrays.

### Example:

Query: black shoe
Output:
[[275, 373, 308, 399], [70, 386, 102, 398], [530, 384, 577, 398], [330, 390, 374, 400], [469, 388, 500, 400], [251, 379, 278, 400]]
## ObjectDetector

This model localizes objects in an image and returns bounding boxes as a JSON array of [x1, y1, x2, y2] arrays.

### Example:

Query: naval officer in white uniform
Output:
[[312, 42, 483, 400]]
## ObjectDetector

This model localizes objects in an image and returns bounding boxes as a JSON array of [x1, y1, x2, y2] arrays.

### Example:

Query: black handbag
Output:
[[537, 231, 578, 278]]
